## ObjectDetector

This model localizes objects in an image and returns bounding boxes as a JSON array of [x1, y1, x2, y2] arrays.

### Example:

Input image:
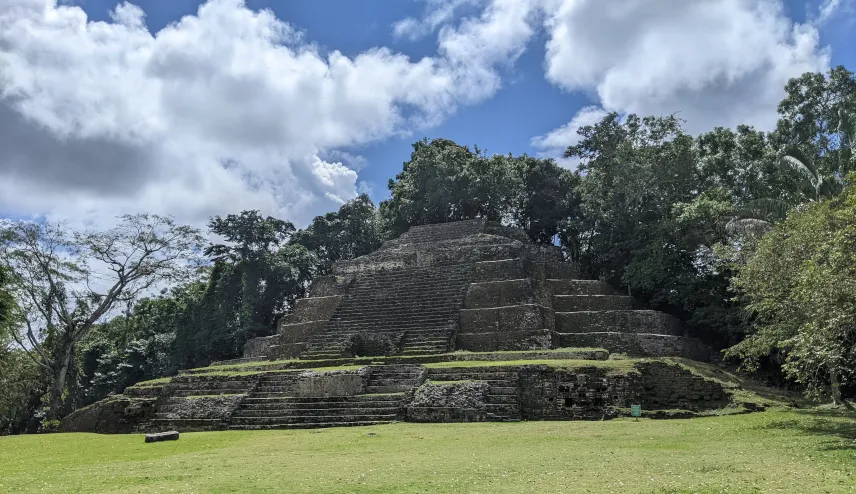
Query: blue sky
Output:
[[0, 0, 853, 227]]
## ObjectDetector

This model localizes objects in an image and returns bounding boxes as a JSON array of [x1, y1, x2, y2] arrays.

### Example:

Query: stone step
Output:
[[228, 420, 393, 430], [553, 295, 633, 312], [487, 394, 519, 404], [239, 401, 402, 411], [148, 418, 225, 431], [364, 384, 416, 393], [171, 390, 249, 397], [242, 394, 405, 404], [367, 378, 423, 386], [554, 310, 682, 335], [428, 371, 520, 379], [548, 279, 618, 296], [230, 414, 398, 425], [233, 407, 400, 418]]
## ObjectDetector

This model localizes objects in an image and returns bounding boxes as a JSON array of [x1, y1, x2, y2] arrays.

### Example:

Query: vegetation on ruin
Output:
[[1, 410, 854, 493], [2, 65, 856, 432]]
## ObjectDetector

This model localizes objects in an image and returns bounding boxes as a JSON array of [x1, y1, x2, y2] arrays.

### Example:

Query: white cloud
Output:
[[541, 0, 830, 135], [398, 0, 833, 159], [393, 0, 485, 41], [0, 0, 508, 230], [530, 106, 608, 169], [817, 0, 842, 23]]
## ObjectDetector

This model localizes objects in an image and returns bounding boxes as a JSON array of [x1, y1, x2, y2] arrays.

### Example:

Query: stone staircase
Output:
[[229, 394, 404, 430], [225, 369, 426, 430], [301, 264, 474, 359], [364, 364, 426, 394], [426, 367, 522, 421]]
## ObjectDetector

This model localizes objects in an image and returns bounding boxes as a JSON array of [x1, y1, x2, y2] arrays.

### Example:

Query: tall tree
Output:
[[727, 176, 856, 407], [0, 215, 203, 418], [292, 194, 384, 274]]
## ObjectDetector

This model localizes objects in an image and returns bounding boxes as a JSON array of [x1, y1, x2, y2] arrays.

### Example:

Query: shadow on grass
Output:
[[758, 408, 856, 451]]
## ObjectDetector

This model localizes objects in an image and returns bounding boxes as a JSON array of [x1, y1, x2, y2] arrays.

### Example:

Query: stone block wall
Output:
[[638, 361, 729, 410], [556, 332, 711, 360], [60, 396, 158, 433], [518, 366, 639, 420], [458, 304, 554, 351], [555, 310, 682, 335], [406, 381, 491, 422]]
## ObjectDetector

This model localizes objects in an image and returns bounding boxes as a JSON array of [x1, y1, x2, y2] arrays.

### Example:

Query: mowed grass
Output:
[[1, 410, 855, 493]]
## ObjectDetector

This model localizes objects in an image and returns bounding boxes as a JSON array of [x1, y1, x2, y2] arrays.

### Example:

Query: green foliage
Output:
[[0, 349, 45, 435], [292, 194, 384, 274], [381, 138, 578, 245], [0, 215, 204, 419], [727, 176, 856, 402]]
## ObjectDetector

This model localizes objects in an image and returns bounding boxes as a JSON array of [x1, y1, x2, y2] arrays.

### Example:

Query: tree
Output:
[[0, 215, 203, 418], [292, 194, 384, 274], [380, 138, 577, 246], [726, 175, 856, 406]]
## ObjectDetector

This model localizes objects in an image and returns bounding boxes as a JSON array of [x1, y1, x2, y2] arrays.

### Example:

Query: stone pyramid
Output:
[[62, 220, 739, 434], [240, 218, 708, 363]]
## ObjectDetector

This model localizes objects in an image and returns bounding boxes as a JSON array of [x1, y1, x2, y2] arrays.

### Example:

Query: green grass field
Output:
[[1, 409, 854, 493]]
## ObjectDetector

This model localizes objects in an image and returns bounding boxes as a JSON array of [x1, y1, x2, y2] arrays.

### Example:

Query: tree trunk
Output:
[[830, 369, 842, 405], [48, 343, 75, 420]]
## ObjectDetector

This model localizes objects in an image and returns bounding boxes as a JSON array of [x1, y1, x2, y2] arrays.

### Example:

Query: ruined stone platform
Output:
[[62, 220, 752, 434]]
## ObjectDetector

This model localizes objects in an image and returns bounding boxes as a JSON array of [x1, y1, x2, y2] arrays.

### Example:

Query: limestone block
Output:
[[145, 431, 179, 443], [459, 304, 553, 334], [270, 342, 306, 359], [464, 280, 534, 308], [555, 332, 710, 360], [60, 396, 157, 433], [548, 279, 619, 296], [242, 335, 276, 358], [292, 371, 366, 397], [472, 259, 526, 282], [309, 275, 352, 297], [457, 329, 553, 352], [555, 310, 682, 335], [552, 295, 633, 312], [277, 321, 328, 344], [291, 296, 343, 322]]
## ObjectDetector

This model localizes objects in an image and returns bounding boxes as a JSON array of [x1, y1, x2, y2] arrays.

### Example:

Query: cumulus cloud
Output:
[[541, 0, 830, 134], [0, 0, 508, 229], [393, 0, 485, 41], [398, 0, 833, 158], [530, 106, 608, 169]]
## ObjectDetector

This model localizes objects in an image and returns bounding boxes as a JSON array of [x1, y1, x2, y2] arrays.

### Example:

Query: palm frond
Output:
[[725, 218, 773, 236], [739, 198, 791, 221], [780, 154, 819, 187]]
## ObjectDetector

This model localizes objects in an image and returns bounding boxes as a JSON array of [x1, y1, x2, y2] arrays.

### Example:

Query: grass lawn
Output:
[[1, 409, 854, 493]]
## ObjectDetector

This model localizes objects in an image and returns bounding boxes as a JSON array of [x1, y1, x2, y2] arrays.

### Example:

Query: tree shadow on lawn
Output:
[[757, 408, 856, 452]]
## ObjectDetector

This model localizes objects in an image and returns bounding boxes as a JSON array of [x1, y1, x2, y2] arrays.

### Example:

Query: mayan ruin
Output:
[[59, 219, 751, 433]]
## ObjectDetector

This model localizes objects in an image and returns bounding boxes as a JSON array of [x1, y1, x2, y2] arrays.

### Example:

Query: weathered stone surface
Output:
[[457, 329, 553, 352], [464, 280, 535, 308], [276, 321, 328, 344], [459, 304, 554, 334], [472, 259, 526, 282], [548, 279, 619, 296], [69, 220, 734, 433], [243, 335, 276, 358], [555, 310, 682, 336], [145, 431, 179, 443], [60, 396, 157, 433], [406, 381, 490, 422], [638, 361, 728, 410], [556, 332, 710, 360], [518, 365, 638, 420], [552, 295, 633, 312]]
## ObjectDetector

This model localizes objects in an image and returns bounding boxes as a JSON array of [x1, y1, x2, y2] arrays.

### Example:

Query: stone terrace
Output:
[[61, 220, 742, 434]]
